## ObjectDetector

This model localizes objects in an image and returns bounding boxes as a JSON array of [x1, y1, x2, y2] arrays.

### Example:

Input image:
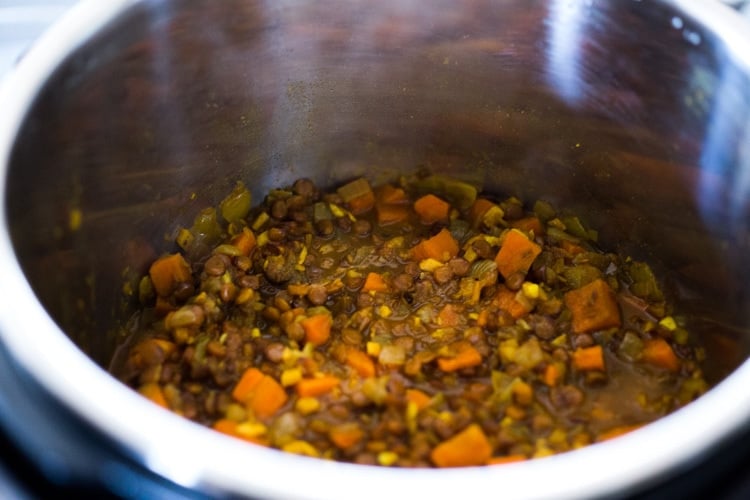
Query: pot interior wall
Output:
[[5, 0, 750, 383]]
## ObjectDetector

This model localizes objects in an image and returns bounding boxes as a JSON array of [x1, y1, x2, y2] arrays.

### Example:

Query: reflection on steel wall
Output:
[[0, 0, 76, 77]]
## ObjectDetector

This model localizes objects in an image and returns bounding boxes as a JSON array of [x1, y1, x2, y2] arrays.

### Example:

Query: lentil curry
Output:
[[117, 173, 708, 467]]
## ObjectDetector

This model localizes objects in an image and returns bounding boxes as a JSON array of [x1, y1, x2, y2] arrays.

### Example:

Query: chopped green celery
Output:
[[572, 252, 611, 271], [176, 227, 194, 251], [313, 202, 333, 222], [449, 219, 472, 243], [337, 178, 372, 202], [627, 262, 664, 301], [546, 226, 581, 243], [533, 200, 556, 221], [220, 181, 252, 223], [192, 207, 222, 239], [561, 216, 590, 240], [618, 331, 643, 361], [561, 264, 602, 289], [407, 174, 478, 211], [138, 276, 154, 304]]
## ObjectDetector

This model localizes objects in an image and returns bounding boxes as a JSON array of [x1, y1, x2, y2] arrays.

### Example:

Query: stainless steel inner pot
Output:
[[2, 0, 750, 498]]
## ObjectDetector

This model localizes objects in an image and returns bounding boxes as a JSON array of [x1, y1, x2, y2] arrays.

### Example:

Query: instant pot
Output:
[[2, 0, 750, 498]]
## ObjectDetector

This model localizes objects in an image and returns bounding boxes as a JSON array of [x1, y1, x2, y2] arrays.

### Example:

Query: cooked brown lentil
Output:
[[116, 173, 709, 467]]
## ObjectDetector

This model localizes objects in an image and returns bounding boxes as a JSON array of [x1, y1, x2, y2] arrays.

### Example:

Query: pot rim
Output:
[[2, 1, 750, 498]]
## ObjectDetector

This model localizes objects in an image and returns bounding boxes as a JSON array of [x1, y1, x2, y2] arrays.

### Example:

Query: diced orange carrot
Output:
[[564, 279, 622, 334], [296, 375, 341, 397], [494, 229, 542, 279], [232, 367, 265, 402], [414, 194, 451, 224], [138, 383, 168, 409], [542, 363, 562, 387], [362, 272, 389, 293], [376, 203, 410, 225], [213, 418, 239, 436], [329, 423, 364, 449], [345, 349, 376, 378], [560, 239, 586, 256], [476, 309, 490, 327], [149, 253, 192, 297], [469, 198, 497, 228], [412, 228, 459, 263], [431, 424, 492, 467], [642, 338, 681, 372], [496, 286, 533, 319], [348, 191, 376, 215], [154, 296, 174, 316], [374, 184, 410, 225], [597, 424, 643, 442], [338, 178, 376, 215], [249, 375, 288, 418], [486, 454, 528, 466], [301, 313, 333, 346], [230, 227, 257, 256], [571, 345, 605, 371], [405, 389, 432, 411], [437, 343, 483, 372], [375, 184, 409, 205], [510, 216, 544, 236], [438, 304, 461, 327]]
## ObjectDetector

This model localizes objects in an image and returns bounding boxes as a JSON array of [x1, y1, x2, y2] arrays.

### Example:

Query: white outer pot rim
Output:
[[1, 1, 750, 498]]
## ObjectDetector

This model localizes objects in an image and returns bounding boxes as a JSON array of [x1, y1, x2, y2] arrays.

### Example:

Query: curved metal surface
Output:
[[1, 0, 750, 498]]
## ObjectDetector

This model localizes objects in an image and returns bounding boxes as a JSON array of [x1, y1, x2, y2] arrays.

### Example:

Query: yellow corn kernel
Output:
[[235, 288, 255, 305], [297, 245, 309, 266], [419, 258, 443, 272], [405, 401, 419, 434], [68, 208, 82, 231], [366, 342, 382, 357], [282, 440, 320, 458], [511, 380, 534, 406], [252, 212, 270, 231], [522, 282, 540, 300], [251, 327, 261, 338], [281, 368, 303, 387], [175, 227, 193, 250], [328, 203, 346, 218], [533, 439, 554, 458], [406, 401, 419, 421], [236, 421, 267, 439], [659, 316, 677, 331], [256, 231, 269, 247], [437, 411, 453, 424], [378, 451, 399, 466], [548, 428, 568, 447], [346, 269, 363, 279], [224, 403, 247, 422], [571, 432, 592, 449], [463, 247, 478, 263], [498, 338, 519, 363], [516, 318, 531, 331], [378, 305, 392, 318], [551, 334, 568, 347], [500, 416, 514, 428], [482, 235, 502, 247], [505, 405, 526, 420], [295, 397, 321, 415]]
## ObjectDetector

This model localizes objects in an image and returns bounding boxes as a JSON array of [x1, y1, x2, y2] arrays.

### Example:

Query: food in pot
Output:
[[116, 173, 708, 467]]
